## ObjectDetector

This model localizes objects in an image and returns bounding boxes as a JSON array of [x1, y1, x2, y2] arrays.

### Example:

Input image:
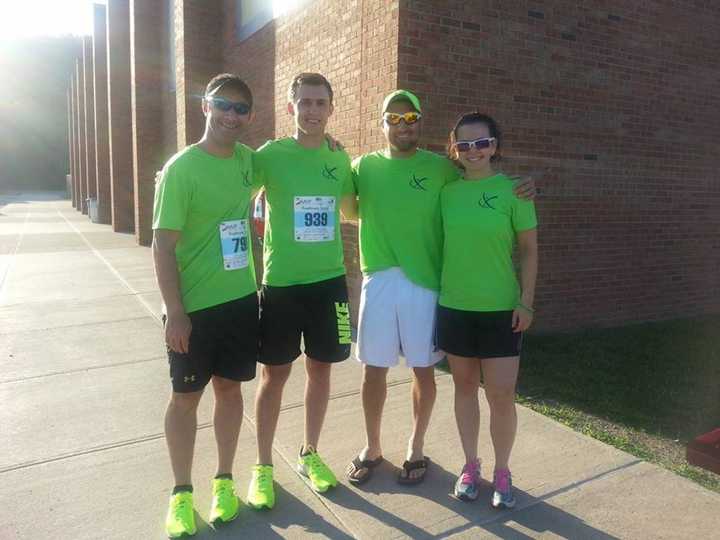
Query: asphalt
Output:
[[1, 192, 719, 540]]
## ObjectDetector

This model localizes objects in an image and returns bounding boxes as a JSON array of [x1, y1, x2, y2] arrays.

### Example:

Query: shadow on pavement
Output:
[[331, 459, 622, 539], [192, 484, 354, 539]]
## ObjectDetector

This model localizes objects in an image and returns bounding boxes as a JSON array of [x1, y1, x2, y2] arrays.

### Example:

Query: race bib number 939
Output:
[[294, 196, 335, 242]]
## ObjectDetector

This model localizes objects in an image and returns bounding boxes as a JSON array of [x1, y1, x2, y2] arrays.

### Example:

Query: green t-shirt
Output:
[[439, 173, 537, 311], [352, 149, 459, 291], [253, 137, 354, 286], [152, 143, 257, 313]]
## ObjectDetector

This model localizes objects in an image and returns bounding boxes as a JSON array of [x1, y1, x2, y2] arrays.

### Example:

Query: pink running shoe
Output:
[[492, 468, 516, 508], [454, 459, 481, 501]]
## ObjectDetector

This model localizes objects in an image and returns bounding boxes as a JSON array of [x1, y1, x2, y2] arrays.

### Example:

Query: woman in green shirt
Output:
[[437, 112, 538, 508]]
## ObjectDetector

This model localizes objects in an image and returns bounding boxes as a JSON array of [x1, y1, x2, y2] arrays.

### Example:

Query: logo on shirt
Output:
[[478, 193, 499, 210], [409, 174, 429, 191], [322, 164, 339, 181], [241, 170, 251, 187]]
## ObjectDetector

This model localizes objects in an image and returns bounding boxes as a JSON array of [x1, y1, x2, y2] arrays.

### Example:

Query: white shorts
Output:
[[356, 267, 443, 368]]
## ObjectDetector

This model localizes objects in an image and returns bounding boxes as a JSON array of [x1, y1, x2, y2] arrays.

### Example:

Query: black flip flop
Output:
[[346, 455, 384, 485], [397, 456, 430, 485]]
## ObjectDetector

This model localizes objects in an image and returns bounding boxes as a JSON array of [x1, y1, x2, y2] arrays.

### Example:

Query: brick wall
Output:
[[107, 0, 135, 233], [130, 0, 174, 245], [175, 0, 223, 149], [397, 0, 720, 331], [82, 0, 719, 332], [221, 0, 277, 149], [93, 4, 112, 224], [162, 1, 178, 164]]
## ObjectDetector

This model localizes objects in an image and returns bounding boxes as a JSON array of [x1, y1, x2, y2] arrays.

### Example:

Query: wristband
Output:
[[517, 303, 535, 314]]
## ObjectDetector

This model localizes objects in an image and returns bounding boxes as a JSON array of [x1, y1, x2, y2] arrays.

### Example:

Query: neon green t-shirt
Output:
[[439, 173, 537, 311], [152, 143, 257, 313], [253, 137, 353, 286], [352, 149, 459, 291]]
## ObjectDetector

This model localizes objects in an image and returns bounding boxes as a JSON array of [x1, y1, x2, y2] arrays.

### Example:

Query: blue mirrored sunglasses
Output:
[[206, 96, 251, 115]]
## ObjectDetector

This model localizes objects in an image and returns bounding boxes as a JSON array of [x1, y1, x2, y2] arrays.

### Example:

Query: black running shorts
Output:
[[436, 306, 522, 359], [165, 293, 259, 393], [259, 275, 352, 365]]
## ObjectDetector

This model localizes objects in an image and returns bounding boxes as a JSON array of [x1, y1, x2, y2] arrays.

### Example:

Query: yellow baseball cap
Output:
[[381, 90, 422, 114]]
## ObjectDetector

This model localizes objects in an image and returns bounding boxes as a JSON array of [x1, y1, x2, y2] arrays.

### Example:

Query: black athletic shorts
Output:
[[164, 293, 259, 393], [436, 306, 522, 359], [259, 274, 352, 365]]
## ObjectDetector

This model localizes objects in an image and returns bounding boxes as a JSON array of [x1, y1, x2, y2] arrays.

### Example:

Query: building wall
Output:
[[72, 0, 720, 332], [106, 0, 135, 233], [397, 0, 720, 331], [130, 0, 176, 245]]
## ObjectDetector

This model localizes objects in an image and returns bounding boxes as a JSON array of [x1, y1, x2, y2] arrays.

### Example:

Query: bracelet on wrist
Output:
[[517, 302, 535, 314]]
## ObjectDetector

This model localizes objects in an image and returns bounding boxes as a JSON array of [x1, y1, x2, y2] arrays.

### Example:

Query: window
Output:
[[235, 0, 273, 41], [235, 0, 313, 41]]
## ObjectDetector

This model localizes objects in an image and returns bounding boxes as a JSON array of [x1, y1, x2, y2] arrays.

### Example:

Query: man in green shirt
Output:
[[345, 90, 535, 486], [246, 73, 357, 509], [153, 74, 259, 537]]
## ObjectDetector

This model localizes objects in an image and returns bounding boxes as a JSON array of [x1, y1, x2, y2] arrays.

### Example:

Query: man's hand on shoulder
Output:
[[325, 133, 345, 152], [511, 175, 537, 200]]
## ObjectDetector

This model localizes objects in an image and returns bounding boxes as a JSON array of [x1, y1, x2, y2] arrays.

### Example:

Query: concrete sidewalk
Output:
[[1, 192, 718, 540]]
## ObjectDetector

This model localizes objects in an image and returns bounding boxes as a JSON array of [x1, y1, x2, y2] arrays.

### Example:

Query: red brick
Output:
[[130, 0, 175, 245], [69, 0, 720, 332], [174, 0, 223, 149], [398, 0, 720, 332]]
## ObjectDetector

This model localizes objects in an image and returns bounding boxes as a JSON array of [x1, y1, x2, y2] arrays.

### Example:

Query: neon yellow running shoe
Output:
[[247, 465, 275, 509], [297, 446, 338, 493], [165, 491, 196, 538], [209, 478, 240, 525]]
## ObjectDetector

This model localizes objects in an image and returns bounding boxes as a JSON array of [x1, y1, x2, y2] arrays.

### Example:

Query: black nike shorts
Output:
[[164, 293, 259, 393], [259, 275, 352, 365], [436, 306, 522, 358]]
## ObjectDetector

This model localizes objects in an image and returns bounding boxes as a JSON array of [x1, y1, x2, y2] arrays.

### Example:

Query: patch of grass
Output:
[[438, 315, 720, 493]]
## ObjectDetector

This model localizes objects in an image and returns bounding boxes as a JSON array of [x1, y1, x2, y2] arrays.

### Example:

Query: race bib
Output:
[[294, 196, 335, 242], [219, 219, 249, 270]]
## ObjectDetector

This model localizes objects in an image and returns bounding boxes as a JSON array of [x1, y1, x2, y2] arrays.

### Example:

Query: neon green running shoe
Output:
[[247, 465, 275, 509], [297, 446, 338, 493], [209, 478, 240, 525], [165, 491, 196, 538]]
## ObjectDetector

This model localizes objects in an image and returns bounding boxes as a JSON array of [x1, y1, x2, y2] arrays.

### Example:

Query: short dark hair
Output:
[[447, 112, 502, 167], [205, 73, 253, 108], [287, 72, 334, 104]]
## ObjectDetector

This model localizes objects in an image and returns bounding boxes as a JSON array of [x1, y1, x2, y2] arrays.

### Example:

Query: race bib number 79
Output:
[[294, 196, 335, 242], [219, 219, 249, 270]]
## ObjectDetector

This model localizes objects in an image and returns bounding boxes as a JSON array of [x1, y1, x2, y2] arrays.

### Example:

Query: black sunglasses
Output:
[[206, 96, 251, 115]]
